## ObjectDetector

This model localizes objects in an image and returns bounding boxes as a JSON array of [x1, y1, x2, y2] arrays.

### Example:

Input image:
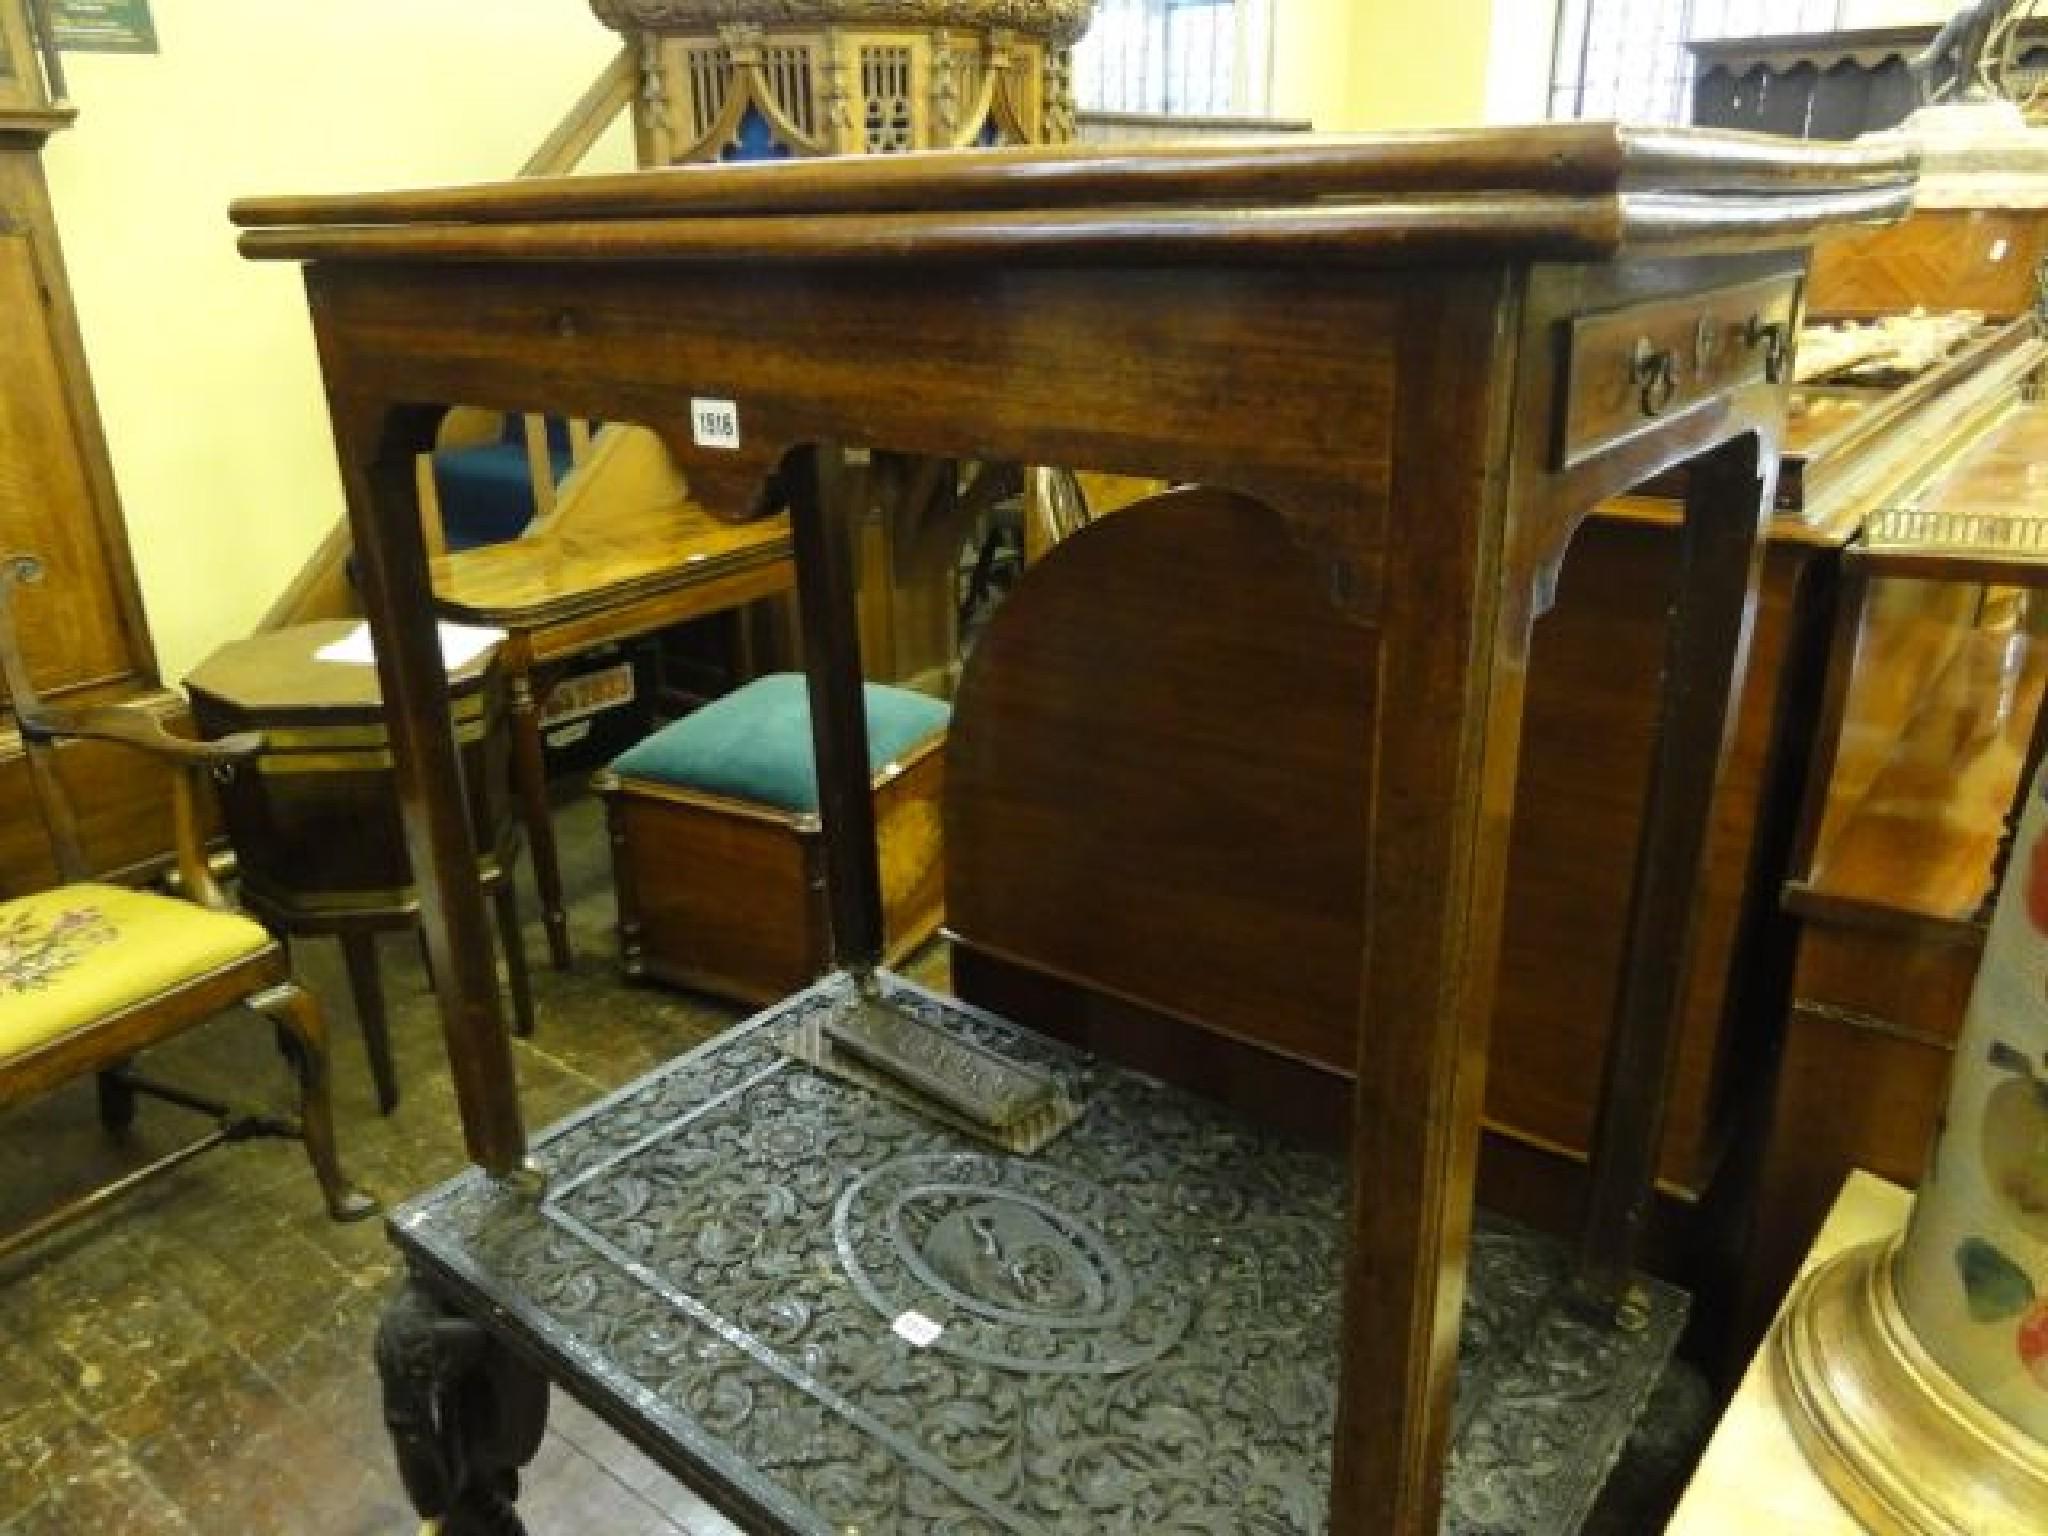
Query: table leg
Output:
[[375, 1276, 548, 1536], [788, 443, 885, 971], [1332, 281, 1527, 1534], [508, 664, 573, 972], [333, 399, 527, 1176], [494, 880, 536, 1039], [1578, 431, 1772, 1302], [341, 930, 400, 1115]]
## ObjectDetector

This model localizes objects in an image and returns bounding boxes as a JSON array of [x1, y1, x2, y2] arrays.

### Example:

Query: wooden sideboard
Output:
[[0, 4, 179, 895]]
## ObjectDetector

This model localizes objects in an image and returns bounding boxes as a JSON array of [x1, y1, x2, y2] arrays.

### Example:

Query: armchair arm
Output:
[[15, 703, 260, 912], [16, 703, 264, 767]]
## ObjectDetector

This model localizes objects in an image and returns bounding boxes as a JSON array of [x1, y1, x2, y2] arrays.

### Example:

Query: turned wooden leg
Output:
[[605, 796, 646, 981], [375, 1276, 548, 1536], [493, 880, 536, 1040], [509, 668, 572, 972], [341, 930, 400, 1115], [250, 981, 379, 1223], [95, 1067, 137, 1133]]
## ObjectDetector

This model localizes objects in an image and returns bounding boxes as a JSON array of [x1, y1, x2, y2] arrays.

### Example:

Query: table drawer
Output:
[[1557, 276, 1800, 470]]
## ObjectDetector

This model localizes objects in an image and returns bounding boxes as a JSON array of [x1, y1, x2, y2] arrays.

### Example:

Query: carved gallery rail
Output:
[[232, 124, 1915, 1533]]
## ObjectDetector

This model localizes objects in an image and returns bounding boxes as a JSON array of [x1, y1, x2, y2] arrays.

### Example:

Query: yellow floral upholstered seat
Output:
[[0, 883, 271, 1065]]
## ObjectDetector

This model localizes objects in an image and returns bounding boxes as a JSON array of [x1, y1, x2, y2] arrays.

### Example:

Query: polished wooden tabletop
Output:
[[233, 124, 1916, 267], [429, 498, 792, 630]]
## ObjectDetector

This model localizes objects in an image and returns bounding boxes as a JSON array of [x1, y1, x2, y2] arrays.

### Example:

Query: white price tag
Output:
[[891, 1310, 944, 1348], [690, 396, 741, 449]]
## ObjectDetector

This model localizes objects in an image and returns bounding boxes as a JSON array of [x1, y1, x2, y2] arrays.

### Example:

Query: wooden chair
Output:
[[0, 554, 375, 1256]]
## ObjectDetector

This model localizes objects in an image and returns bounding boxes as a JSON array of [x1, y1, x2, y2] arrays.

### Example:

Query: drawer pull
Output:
[[1745, 315, 1788, 383], [1632, 338, 1679, 417]]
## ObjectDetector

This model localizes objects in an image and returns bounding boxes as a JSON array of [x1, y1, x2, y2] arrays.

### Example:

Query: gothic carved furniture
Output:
[[431, 494, 795, 968], [232, 126, 1915, 1531], [186, 621, 535, 1115], [597, 672, 948, 1002], [586, 0, 1091, 163], [0, 556, 374, 1259], [0, 2, 184, 897]]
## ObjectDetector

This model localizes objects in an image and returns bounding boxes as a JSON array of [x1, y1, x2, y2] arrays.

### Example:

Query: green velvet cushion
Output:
[[608, 673, 949, 813]]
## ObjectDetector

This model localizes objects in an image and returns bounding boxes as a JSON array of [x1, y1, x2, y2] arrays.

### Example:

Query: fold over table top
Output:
[[232, 122, 1917, 268]]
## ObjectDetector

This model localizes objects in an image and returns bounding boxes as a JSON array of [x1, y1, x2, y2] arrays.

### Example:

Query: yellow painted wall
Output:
[[41, 1, 632, 680], [34, 0, 1615, 681], [1273, 0, 1531, 132]]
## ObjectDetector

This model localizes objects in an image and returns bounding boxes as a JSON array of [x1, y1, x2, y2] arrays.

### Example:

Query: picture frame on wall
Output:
[[47, 0, 154, 54]]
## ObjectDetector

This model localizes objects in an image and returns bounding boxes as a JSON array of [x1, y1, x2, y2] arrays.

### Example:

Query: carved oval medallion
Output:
[[834, 1153, 1191, 1373]]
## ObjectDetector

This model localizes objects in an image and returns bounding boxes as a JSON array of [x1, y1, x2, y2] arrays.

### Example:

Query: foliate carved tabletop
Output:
[[390, 974, 1684, 1534]]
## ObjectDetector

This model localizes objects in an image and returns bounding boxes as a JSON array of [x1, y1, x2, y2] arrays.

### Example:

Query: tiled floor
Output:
[[0, 797, 748, 1535]]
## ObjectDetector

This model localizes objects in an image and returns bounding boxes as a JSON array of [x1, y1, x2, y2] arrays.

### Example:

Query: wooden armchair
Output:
[[0, 554, 375, 1256]]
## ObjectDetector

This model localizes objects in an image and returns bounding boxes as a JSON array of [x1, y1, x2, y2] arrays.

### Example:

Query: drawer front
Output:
[[1556, 276, 1801, 470]]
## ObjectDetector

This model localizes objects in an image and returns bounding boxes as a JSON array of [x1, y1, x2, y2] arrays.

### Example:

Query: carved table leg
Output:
[[376, 1276, 549, 1536], [508, 662, 573, 971]]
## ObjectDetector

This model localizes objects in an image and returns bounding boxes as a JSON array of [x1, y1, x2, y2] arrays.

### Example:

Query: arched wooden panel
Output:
[[944, 484, 1372, 1073]]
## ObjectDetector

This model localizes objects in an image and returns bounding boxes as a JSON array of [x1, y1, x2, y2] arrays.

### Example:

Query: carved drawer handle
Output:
[[1745, 315, 1788, 383], [1632, 337, 1679, 417]]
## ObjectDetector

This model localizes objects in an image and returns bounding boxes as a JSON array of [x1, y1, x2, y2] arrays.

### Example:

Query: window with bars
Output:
[[1071, 0, 1276, 116], [1549, 0, 1844, 123]]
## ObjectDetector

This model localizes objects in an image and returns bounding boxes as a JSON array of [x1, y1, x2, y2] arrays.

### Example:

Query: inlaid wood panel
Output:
[[1809, 210, 2048, 321]]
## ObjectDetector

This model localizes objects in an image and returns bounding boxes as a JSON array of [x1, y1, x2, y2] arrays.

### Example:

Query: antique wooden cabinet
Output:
[[0, 3, 177, 893]]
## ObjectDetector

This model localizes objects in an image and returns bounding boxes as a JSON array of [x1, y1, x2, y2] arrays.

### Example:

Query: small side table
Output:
[[187, 621, 534, 1113]]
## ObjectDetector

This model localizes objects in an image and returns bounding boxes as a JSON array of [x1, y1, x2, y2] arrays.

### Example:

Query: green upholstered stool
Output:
[[595, 674, 949, 1003]]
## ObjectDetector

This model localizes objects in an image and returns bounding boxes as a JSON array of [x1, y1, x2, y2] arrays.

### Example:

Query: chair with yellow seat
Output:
[[0, 553, 375, 1257]]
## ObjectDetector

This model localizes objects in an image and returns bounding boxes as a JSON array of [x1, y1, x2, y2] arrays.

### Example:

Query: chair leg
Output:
[[250, 981, 379, 1223], [95, 1068, 137, 1133], [341, 930, 400, 1115], [494, 880, 536, 1040]]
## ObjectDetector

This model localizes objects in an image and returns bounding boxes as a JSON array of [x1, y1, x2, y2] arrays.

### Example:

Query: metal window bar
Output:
[[1549, 0, 1842, 123], [1074, 0, 1274, 116]]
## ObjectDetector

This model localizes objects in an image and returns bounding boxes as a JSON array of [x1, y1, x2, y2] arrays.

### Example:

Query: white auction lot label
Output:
[[690, 397, 740, 449]]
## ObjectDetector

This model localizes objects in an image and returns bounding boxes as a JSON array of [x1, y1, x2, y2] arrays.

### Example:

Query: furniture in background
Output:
[[0, 556, 374, 1259], [1691, 22, 2048, 141], [0, 2, 184, 896], [1668, 1170, 1910, 1534], [418, 410, 595, 555], [431, 496, 795, 971], [597, 673, 948, 1003], [234, 125, 1913, 1532], [186, 621, 534, 1116], [1707, 116, 2048, 1361]]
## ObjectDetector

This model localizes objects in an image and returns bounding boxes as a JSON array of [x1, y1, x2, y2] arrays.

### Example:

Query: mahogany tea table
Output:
[[231, 125, 1915, 1532]]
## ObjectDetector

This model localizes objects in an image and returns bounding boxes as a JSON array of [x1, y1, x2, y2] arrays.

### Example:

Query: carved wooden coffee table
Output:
[[232, 127, 1915, 1531], [390, 974, 1683, 1534]]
